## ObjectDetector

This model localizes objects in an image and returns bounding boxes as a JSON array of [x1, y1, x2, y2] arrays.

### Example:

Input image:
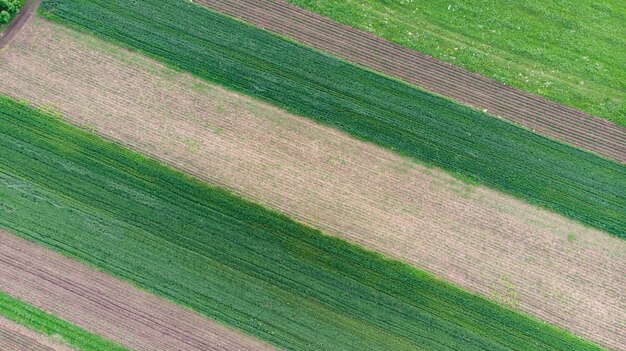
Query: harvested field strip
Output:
[[40, 0, 626, 238], [195, 0, 626, 163], [0, 97, 604, 350], [0, 18, 623, 349], [0, 230, 275, 351], [0, 291, 126, 351], [282, 0, 626, 127]]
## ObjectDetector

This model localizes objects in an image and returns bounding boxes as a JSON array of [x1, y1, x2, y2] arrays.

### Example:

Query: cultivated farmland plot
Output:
[[0, 18, 623, 349], [39, 0, 626, 238], [0, 291, 128, 351], [0, 229, 273, 351], [0, 315, 77, 351], [0, 96, 606, 350], [0, 0, 623, 350], [283, 0, 626, 127], [197, 0, 626, 163]]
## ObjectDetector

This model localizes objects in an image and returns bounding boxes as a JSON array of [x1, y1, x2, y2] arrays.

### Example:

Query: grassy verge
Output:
[[39, 0, 626, 238], [286, 0, 626, 126], [0, 291, 127, 351], [0, 96, 606, 350]]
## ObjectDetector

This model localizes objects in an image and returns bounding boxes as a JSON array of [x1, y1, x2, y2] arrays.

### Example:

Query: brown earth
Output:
[[0, 18, 624, 350], [196, 0, 626, 164], [0, 316, 75, 351], [0, 0, 40, 49], [0, 230, 275, 351]]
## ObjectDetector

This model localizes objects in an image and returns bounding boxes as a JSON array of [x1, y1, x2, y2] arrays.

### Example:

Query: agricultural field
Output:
[[197, 0, 626, 164], [40, 0, 626, 239], [1, 316, 76, 351], [0, 96, 607, 350], [0, 18, 624, 349], [286, 0, 626, 126], [0, 229, 272, 351], [0, 0, 623, 350], [0, 291, 127, 351]]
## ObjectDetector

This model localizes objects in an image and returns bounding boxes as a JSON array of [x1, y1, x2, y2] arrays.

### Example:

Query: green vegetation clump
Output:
[[0, 291, 127, 351], [287, 0, 626, 126], [0, 0, 21, 24], [0, 96, 605, 350], [39, 0, 626, 238]]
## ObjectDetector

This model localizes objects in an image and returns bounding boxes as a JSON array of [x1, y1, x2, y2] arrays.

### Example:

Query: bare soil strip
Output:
[[0, 316, 73, 351], [0, 230, 275, 351], [195, 0, 626, 163], [0, 19, 624, 349], [0, 0, 40, 49]]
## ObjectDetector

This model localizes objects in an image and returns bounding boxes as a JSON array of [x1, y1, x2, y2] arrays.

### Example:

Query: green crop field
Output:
[[0, 96, 605, 350], [40, 0, 626, 238], [286, 0, 626, 126], [0, 291, 127, 351]]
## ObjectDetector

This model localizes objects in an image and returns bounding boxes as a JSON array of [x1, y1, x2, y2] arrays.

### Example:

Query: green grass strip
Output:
[[286, 0, 626, 126], [39, 0, 626, 238], [0, 291, 128, 351], [0, 96, 605, 350]]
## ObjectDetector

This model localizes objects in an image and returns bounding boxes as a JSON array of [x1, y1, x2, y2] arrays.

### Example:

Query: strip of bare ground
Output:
[[0, 316, 76, 351], [0, 19, 624, 350], [0, 230, 275, 351], [0, 0, 40, 49], [195, 0, 626, 163]]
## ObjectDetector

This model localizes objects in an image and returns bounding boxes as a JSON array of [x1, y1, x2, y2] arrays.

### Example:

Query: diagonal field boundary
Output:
[[0, 229, 275, 351], [196, 0, 626, 164], [0, 317, 68, 351]]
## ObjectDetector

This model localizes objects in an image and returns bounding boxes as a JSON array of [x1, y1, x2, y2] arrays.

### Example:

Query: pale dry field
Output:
[[0, 230, 275, 351], [0, 315, 76, 351], [0, 18, 624, 349]]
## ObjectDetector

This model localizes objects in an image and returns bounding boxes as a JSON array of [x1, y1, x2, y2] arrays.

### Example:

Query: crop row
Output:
[[0, 97, 605, 350], [40, 0, 626, 238]]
